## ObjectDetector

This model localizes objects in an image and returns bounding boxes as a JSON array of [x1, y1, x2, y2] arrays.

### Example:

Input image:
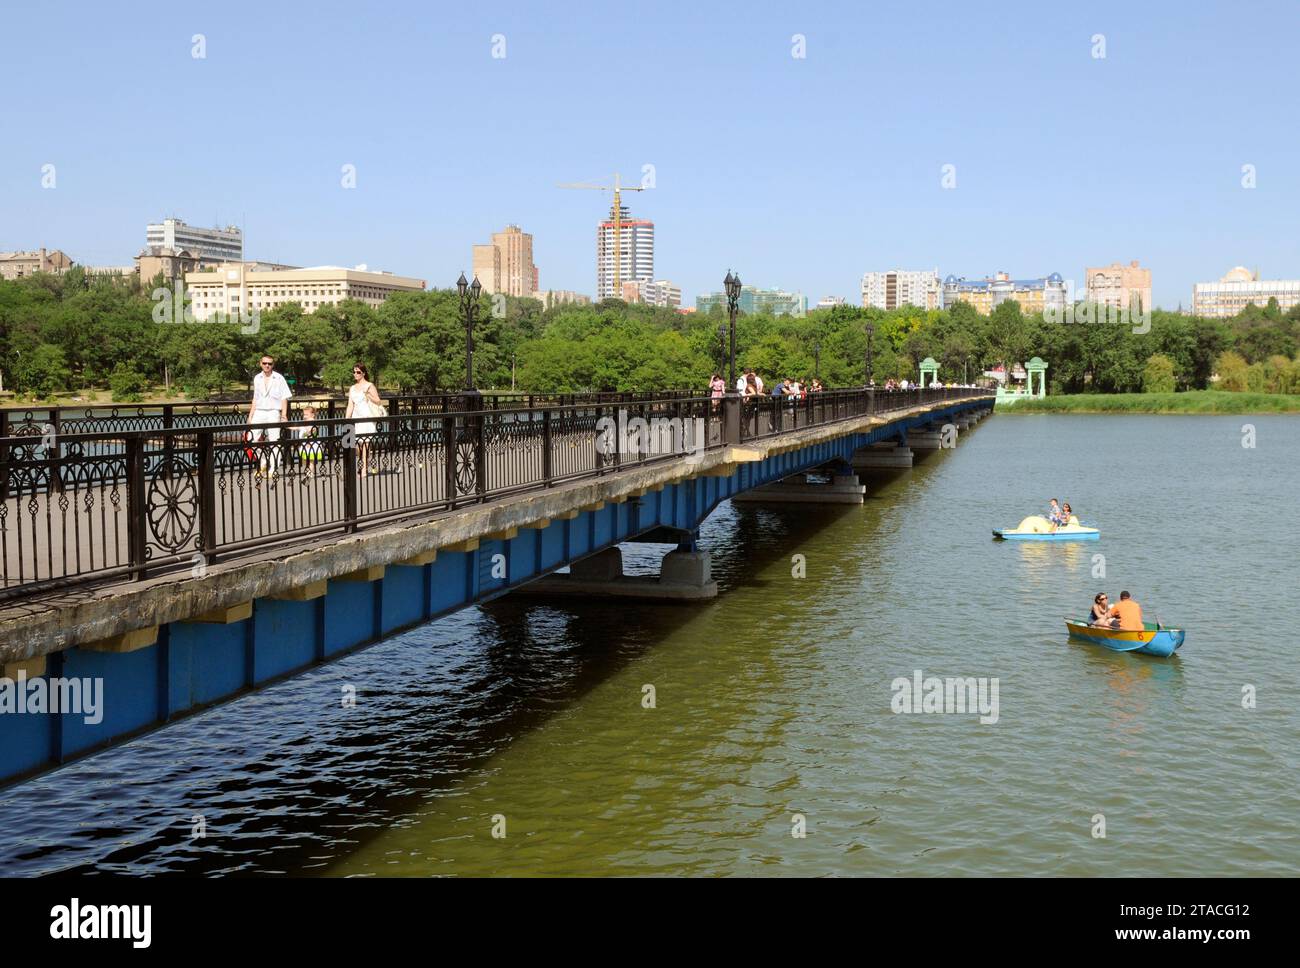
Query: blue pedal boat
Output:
[[1065, 619, 1185, 657], [993, 515, 1099, 541]]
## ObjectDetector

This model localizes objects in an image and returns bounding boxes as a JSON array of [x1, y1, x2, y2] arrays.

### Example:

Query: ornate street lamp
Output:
[[864, 321, 875, 386], [724, 271, 742, 389], [456, 272, 482, 395]]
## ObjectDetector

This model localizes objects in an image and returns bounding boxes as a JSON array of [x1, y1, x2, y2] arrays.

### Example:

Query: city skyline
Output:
[[3, 1, 1299, 309]]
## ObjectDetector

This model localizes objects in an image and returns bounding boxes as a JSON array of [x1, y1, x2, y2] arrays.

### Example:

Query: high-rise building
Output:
[[0, 248, 74, 279], [185, 264, 424, 320], [471, 243, 501, 294], [1086, 260, 1152, 310], [861, 270, 941, 310], [942, 271, 1066, 315], [472, 224, 537, 298], [696, 285, 807, 317], [596, 203, 654, 301], [1192, 266, 1300, 317], [146, 218, 243, 262]]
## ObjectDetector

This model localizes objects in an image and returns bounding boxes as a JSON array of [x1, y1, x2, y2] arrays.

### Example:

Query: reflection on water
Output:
[[0, 415, 1297, 876]]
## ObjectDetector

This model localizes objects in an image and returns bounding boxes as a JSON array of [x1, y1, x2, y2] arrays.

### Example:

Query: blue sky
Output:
[[3, 0, 1298, 309]]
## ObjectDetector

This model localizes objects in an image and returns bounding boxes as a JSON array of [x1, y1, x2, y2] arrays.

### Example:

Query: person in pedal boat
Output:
[[1107, 591, 1144, 631]]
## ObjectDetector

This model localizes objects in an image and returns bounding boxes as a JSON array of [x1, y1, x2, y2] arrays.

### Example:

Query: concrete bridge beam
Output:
[[853, 442, 915, 469]]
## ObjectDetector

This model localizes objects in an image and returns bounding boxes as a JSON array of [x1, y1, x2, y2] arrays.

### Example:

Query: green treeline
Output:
[[1011, 390, 1300, 414], [2, 269, 1299, 401]]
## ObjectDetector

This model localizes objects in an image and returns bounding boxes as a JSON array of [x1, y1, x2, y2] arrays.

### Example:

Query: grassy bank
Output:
[[1003, 390, 1300, 414]]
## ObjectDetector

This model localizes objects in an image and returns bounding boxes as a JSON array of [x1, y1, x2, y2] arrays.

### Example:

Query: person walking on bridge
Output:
[[248, 354, 292, 480], [347, 362, 383, 478]]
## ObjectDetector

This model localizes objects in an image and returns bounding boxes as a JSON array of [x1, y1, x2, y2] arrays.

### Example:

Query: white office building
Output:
[[861, 269, 941, 310], [146, 218, 244, 263], [1192, 266, 1300, 318], [185, 264, 424, 320]]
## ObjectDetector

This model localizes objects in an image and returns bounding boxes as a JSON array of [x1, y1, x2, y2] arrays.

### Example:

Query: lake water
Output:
[[2, 414, 1297, 876]]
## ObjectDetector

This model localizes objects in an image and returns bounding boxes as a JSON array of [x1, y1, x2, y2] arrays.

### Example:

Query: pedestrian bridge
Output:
[[0, 387, 992, 785]]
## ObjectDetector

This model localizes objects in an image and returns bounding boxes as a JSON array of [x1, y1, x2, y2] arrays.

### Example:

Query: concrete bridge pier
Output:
[[511, 543, 717, 601], [906, 427, 945, 451]]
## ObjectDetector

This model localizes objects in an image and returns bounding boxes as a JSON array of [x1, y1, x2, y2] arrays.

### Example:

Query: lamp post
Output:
[[456, 272, 482, 397], [724, 270, 742, 389], [864, 322, 875, 386]]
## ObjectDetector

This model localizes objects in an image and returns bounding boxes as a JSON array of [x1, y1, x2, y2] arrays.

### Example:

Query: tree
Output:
[[108, 362, 148, 402], [1263, 354, 1295, 394], [1215, 351, 1250, 392], [1142, 354, 1177, 393], [986, 300, 1029, 374], [14, 344, 72, 397]]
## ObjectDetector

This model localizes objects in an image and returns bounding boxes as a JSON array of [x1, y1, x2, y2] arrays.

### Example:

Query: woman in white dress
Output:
[[346, 362, 383, 476]]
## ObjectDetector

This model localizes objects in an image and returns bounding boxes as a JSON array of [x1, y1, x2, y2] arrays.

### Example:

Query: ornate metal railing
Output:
[[0, 390, 706, 440], [0, 387, 991, 600]]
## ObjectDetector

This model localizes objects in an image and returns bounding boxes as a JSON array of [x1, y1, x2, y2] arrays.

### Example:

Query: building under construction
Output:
[[596, 202, 654, 302]]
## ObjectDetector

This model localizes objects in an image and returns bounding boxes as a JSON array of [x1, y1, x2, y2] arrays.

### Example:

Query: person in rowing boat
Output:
[[1060, 502, 1074, 527], [1089, 593, 1118, 628], [1107, 591, 1144, 631]]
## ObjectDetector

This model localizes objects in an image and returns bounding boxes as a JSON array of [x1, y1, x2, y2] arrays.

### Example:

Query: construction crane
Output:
[[558, 173, 645, 299]]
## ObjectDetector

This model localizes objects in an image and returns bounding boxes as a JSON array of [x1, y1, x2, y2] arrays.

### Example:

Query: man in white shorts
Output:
[[247, 354, 292, 478]]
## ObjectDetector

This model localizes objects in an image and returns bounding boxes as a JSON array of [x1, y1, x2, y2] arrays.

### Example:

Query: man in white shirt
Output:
[[248, 355, 292, 477]]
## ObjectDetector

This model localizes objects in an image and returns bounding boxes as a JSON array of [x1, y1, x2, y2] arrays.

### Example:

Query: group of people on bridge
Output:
[[709, 370, 825, 401], [246, 354, 386, 480]]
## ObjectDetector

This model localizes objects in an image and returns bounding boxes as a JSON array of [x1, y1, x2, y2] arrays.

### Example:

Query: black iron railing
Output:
[[0, 387, 991, 600], [0, 389, 707, 440]]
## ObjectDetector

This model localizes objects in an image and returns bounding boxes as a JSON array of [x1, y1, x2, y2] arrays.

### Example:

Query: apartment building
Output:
[[861, 270, 941, 310]]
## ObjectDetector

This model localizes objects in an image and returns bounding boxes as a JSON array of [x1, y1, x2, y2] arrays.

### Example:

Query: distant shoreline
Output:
[[999, 391, 1300, 414]]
